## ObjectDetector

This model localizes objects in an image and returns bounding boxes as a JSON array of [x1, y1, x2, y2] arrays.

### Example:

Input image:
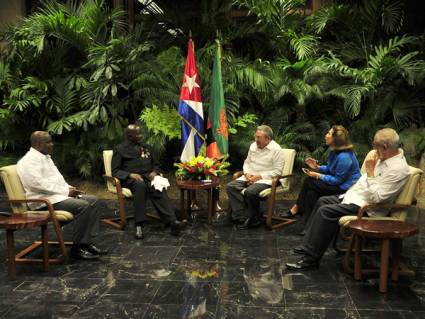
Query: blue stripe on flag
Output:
[[178, 100, 204, 155]]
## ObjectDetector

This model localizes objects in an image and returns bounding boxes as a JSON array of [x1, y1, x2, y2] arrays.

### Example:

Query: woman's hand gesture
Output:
[[305, 157, 319, 170]]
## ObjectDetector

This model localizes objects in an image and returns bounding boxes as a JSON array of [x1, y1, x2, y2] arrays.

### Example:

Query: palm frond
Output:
[[381, 0, 404, 34], [307, 4, 350, 34]]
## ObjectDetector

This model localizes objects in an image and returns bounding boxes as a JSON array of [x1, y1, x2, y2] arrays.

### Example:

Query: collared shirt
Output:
[[111, 141, 159, 181], [17, 148, 70, 210], [238, 140, 285, 185], [341, 150, 410, 217]]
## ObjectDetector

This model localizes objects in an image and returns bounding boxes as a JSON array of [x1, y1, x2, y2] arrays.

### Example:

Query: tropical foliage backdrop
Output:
[[0, 0, 424, 178]]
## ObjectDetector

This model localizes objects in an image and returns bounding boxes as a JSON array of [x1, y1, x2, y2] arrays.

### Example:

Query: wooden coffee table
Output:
[[347, 219, 418, 293], [176, 179, 220, 225]]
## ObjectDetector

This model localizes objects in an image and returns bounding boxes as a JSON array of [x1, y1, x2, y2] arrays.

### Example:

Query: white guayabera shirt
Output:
[[341, 150, 410, 217], [238, 140, 285, 185], [17, 147, 71, 210]]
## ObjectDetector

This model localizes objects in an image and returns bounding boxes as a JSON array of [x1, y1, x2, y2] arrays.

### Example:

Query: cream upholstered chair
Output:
[[233, 148, 297, 230], [0, 165, 73, 279], [102, 150, 133, 230], [335, 150, 424, 253]]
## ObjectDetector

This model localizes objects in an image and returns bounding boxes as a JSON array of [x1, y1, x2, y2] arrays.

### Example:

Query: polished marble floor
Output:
[[0, 200, 425, 319]]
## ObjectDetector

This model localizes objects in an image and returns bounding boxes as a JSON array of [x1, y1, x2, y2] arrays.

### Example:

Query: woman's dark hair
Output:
[[331, 125, 351, 149]]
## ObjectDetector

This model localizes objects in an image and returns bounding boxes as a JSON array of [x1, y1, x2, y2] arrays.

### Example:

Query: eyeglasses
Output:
[[372, 142, 387, 149]]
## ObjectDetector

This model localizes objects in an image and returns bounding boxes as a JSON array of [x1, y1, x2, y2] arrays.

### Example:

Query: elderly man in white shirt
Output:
[[286, 128, 410, 271], [17, 131, 107, 260], [226, 125, 285, 230]]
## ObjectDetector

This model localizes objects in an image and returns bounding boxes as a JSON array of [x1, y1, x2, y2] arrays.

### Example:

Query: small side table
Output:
[[347, 219, 418, 293], [176, 179, 220, 225], [0, 213, 50, 280]]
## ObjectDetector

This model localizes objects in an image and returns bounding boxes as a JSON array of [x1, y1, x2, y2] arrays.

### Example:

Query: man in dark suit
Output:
[[111, 124, 184, 239]]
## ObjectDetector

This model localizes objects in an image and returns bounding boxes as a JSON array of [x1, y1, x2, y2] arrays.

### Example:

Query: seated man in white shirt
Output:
[[226, 125, 285, 230], [286, 128, 410, 271], [17, 131, 107, 260]]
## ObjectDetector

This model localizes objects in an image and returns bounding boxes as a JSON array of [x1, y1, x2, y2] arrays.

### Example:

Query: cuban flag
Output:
[[178, 39, 204, 162]]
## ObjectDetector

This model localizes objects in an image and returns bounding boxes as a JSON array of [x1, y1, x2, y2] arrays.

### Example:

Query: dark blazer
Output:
[[111, 141, 159, 181]]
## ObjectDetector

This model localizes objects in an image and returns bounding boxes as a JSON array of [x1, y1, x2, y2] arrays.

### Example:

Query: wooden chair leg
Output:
[[391, 239, 402, 282], [354, 235, 363, 280], [180, 189, 188, 221], [343, 235, 355, 274], [264, 196, 296, 230], [379, 239, 390, 293], [6, 230, 16, 280], [208, 189, 213, 225], [41, 225, 49, 272]]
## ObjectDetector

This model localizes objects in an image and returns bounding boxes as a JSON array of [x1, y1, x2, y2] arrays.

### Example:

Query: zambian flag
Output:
[[206, 40, 229, 159]]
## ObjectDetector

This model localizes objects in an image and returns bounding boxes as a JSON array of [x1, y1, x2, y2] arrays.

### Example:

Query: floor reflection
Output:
[[180, 262, 219, 318], [243, 261, 284, 305]]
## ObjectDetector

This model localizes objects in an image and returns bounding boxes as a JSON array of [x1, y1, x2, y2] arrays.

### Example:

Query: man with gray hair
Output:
[[226, 125, 285, 230], [286, 128, 410, 270]]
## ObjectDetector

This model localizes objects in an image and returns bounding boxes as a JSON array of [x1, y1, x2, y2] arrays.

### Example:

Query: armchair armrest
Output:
[[233, 171, 243, 180], [9, 198, 55, 213], [356, 203, 411, 220], [271, 174, 294, 188], [9, 198, 67, 256], [103, 174, 124, 192]]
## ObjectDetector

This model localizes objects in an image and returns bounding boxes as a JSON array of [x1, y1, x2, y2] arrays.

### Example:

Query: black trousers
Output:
[[52, 195, 101, 245], [296, 177, 344, 227], [302, 195, 359, 260], [122, 179, 176, 225], [226, 180, 270, 219]]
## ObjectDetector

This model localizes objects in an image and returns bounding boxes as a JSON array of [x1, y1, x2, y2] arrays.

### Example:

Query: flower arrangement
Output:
[[174, 155, 230, 181]]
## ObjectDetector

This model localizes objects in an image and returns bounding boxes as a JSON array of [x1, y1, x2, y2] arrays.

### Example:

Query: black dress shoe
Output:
[[297, 230, 306, 236], [230, 218, 245, 225], [285, 257, 319, 271], [281, 210, 297, 219], [293, 245, 308, 255], [85, 243, 108, 255], [170, 221, 185, 236], [237, 217, 262, 230], [70, 246, 99, 260], [135, 225, 145, 239]]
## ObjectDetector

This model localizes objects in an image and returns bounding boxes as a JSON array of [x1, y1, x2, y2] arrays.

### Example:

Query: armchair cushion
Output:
[[107, 186, 133, 198], [259, 185, 290, 198]]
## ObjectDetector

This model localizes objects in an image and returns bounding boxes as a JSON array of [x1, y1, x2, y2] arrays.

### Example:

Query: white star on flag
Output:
[[183, 73, 200, 94]]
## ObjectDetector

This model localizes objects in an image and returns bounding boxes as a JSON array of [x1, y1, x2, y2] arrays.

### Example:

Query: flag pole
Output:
[[178, 115, 206, 142]]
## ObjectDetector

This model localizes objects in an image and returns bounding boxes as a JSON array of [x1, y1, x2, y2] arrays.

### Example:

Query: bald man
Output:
[[111, 124, 184, 239], [17, 131, 107, 260]]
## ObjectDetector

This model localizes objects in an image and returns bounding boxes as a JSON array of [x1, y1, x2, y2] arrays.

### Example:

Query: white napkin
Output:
[[151, 175, 170, 192]]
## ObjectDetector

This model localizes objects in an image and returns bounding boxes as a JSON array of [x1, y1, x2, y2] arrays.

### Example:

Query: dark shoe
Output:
[[135, 225, 145, 239], [237, 217, 262, 230], [285, 257, 319, 271], [231, 218, 245, 225], [281, 210, 297, 219], [293, 245, 308, 255], [170, 221, 185, 236], [85, 243, 108, 255], [70, 246, 99, 260], [297, 230, 306, 236]]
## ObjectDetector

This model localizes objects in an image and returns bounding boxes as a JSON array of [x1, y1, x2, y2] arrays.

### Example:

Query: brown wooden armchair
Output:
[[102, 150, 160, 230], [231, 148, 297, 229], [0, 165, 73, 279]]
